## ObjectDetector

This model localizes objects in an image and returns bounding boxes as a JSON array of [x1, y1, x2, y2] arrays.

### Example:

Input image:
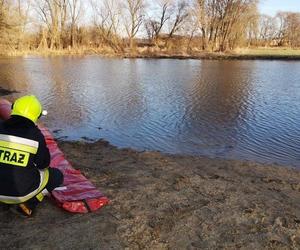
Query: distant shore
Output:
[[2, 47, 300, 60], [126, 52, 300, 60]]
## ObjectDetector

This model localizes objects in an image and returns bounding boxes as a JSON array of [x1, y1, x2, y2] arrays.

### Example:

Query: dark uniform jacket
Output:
[[0, 115, 50, 197]]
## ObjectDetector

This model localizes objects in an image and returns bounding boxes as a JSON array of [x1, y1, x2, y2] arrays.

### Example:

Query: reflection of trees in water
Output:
[[117, 60, 146, 126], [47, 58, 146, 133], [97, 59, 146, 130], [40, 57, 87, 126], [203, 61, 253, 124], [184, 60, 255, 152], [0, 58, 29, 93]]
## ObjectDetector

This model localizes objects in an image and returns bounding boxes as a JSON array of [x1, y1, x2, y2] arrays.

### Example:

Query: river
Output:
[[0, 56, 300, 167]]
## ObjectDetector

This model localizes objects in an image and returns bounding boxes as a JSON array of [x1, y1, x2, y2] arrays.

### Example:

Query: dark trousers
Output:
[[27, 168, 64, 209], [45, 168, 64, 192]]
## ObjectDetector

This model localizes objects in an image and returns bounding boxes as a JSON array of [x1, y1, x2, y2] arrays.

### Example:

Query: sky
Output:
[[259, 0, 300, 16]]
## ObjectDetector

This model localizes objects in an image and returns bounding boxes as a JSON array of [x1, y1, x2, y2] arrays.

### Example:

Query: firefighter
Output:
[[0, 95, 63, 216]]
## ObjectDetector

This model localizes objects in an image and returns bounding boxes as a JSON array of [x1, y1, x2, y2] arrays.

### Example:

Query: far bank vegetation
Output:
[[0, 0, 300, 56]]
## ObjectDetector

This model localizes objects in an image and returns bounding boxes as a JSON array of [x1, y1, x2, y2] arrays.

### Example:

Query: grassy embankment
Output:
[[134, 47, 300, 59], [232, 47, 300, 59], [2, 47, 300, 60]]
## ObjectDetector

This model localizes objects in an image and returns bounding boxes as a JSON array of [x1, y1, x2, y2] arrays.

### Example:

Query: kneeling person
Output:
[[0, 95, 63, 216]]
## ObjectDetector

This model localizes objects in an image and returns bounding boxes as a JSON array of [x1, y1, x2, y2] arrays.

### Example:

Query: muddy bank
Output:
[[124, 52, 300, 60], [1, 140, 300, 249]]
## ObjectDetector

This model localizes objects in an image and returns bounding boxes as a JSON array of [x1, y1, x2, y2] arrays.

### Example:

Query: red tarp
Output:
[[0, 99, 109, 213]]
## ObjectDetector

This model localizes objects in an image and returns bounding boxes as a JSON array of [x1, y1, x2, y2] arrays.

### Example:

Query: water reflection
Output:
[[0, 58, 29, 94], [0, 57, 300, 167], [180, 61, 255, 156]]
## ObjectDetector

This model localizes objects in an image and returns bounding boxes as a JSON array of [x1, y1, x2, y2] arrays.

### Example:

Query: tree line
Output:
[[0, 0, 300, 54]]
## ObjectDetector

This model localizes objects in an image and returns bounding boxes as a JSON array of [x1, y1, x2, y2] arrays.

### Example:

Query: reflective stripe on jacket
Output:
[[0, 134, 39, 167], [0, 169, 49, 204], [0, 116, 50, 201]]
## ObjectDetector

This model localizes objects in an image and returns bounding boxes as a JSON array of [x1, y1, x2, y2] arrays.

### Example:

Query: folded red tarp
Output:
[[0, 99, 109, 213]]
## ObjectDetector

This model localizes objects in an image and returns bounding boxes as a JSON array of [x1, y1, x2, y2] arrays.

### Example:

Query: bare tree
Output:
[[275, 12, 288, 46], [145, 0, 172, 41], [258, 14, 277, 46], [168, 0, 189, 38], [184, 7, 201, 52], [0, 0, 32, 50], [0, 1, 10, 45], [246, 11, 259, 47], [123, 0, 145, 51], [194, 0, 259, 51], [275, 12, 300, 47], [91, 0, 123, 52], [16, 0, 32, 49], [1, 0, 300, 54], [34, 0, 71, 49], [69, 0, 82, 48], [285, 12, 300, 47], [195, 0, 207, 50]]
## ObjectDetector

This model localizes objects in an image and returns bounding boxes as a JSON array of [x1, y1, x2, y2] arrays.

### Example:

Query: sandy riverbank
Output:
[[1, 139, 300, 249]]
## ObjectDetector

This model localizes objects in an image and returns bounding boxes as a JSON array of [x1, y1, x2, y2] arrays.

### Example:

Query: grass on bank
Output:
[[234, 47, 300, 56], [1, 46, 300, 59], [0, 46, 119, 57]]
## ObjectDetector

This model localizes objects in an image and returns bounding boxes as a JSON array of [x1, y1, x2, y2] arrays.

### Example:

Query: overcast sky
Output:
[[259, 0, 300, 16]]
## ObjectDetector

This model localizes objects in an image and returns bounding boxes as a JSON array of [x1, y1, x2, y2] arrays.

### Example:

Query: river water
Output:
[[0, 56, 300, 167]]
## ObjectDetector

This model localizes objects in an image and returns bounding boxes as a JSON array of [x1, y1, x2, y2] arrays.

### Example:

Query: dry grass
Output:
[[1, 46, 300, 59], [0, 46, 120, 57], [234, 47, 300, 56]]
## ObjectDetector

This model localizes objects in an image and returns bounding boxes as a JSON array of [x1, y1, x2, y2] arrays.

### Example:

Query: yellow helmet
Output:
[[11, 95, 43, 123]]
